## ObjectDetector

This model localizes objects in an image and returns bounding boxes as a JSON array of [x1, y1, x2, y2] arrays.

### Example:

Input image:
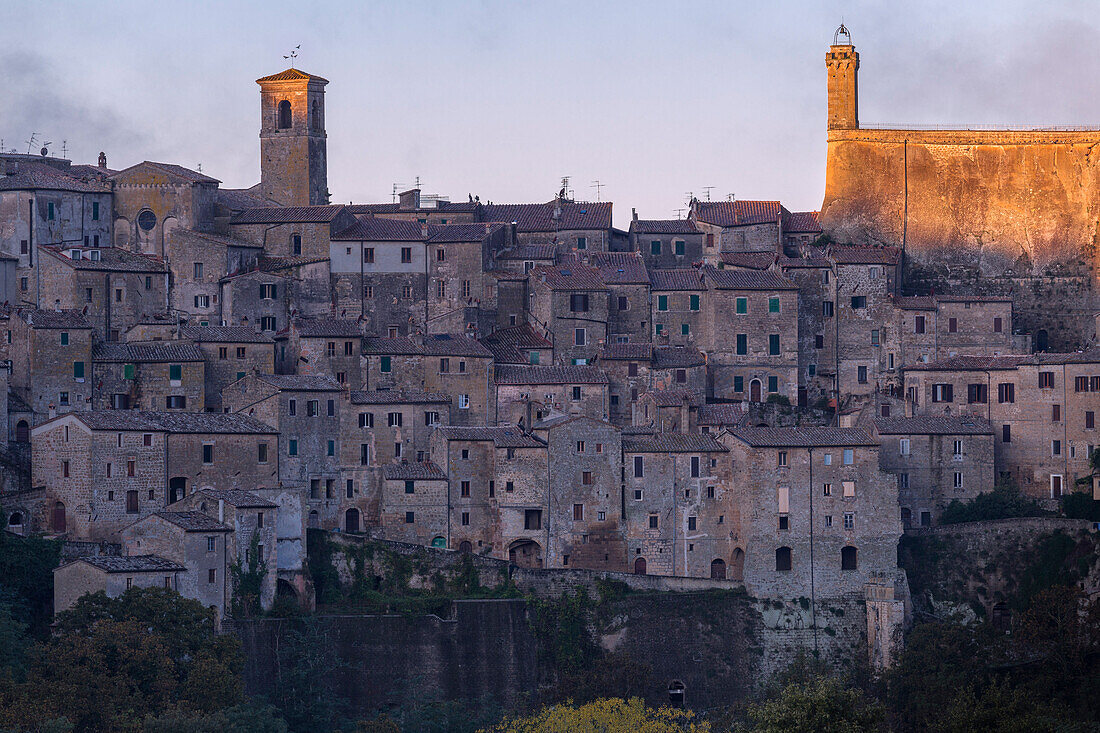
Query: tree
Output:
[[0, 527, 63, 638], [742, 677, 884, 733], [484, 698, 710, 733]]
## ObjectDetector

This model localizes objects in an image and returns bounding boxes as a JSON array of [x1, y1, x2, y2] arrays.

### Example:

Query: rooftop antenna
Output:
[[197, 163, 203, 173], [61, 140, 68, 159], [674, 207, 687, 219], [559, 176, 572, 200], [701, 186, 715, 201], [282, 44, 300, 68], [590, 180, 603, 201], [727, 192, 736, 201], [684, 191, 695, 206], [24, 133, 37, 155], [39, 141, 52, 157]]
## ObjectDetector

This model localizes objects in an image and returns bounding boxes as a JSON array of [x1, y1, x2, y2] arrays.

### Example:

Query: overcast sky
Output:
[[2, 1, 1097, 225]]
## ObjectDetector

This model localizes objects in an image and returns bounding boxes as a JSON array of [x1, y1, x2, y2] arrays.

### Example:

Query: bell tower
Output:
[[825, 24, 859, 130], [256, 68, 329, 206]]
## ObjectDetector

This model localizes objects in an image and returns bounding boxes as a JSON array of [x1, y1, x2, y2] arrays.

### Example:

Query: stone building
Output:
[[628, 216, 703, 269], [351, 188, 481, 225], [631, 389, 704, 434], [54, 555, 186, 616], [587, 252, 651, 343], [621, 432, 733, 578], [178, 326, 276, 411], [91, 341, 206, 411], [699, 266, 800, 403], [425, 222, 512, 336], [35, 246, 168, 342], [528, 262, 608, 365], [649, 269, 706, 347], [429, 425, 548, 562], [221, 373, 342, 526], [109, 161, 219, 257], [31, 411, 278, 539], [174, 488, 279, 610], [378, 461, 449, 546], [256, 68, 330, 207], [830, 246, 900, 404], [482, 198, 613, 253], [362, 335, 494, 425], [596, 342, 655, 424], [10, 308, 93, 421], [345, 389, 451, 469], [119, 511, 233, 622], [722, 427, 901, 598], [278, 317, 364, 388], [493, 364, 609, 424], [783, 211, 822, 251], [777, 255, 835, 405], [218, 268, 290, 335], [164, 228, 262, 320], [229, 205, 355, 259], [871, 416, 995, 527], [480, 323, 554, 366], [690, 199, 785, 254], [531, 415, 625, 570]]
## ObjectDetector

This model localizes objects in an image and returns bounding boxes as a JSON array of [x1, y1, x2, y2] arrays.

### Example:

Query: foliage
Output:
[[142, 703, 288, 733], [939, 483, 1049, 524], [764, 394, 790, 406], [0, 597, 29, 677], [482, 697, 709, 733], [270, 619, 345, 733], [231, 532, 269, 618], [741, 677, 884, 733], [0, 588, 245, 733], [1062, 490, 1100, 521], [0, 526, 63, 638]]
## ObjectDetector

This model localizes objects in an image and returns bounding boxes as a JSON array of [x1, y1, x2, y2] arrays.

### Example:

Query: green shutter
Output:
[[675, 241, 685, 255], [734, 376, 744, 392], [769, 296, 780, 313], [289, 439, 298, 456], [768, 376, 779, 393], [658, 295, 668, 311], [681, 323, 689, 336], [60, 332, 69, 346], [380, 356, 392, 373], [736, 334, 747, 355], [529, 351, 539, 365], [169, 364, 182, 381], [736, 297, 747, 314], [689, 295, 699, 311], [73, 361, 84, 379], [651, 241, 661, 255], [123, 363, 135, 380], [769, 334, 780, 355]]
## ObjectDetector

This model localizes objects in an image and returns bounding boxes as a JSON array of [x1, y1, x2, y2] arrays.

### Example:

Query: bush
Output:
[[940, 484, 1049, 524], [1062, 491, 1100, 521]]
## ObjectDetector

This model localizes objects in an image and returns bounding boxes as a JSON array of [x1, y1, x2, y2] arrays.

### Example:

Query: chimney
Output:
[[48, 404, 56, 419], [399, 188, 421, 210], [54, 299, 62, 312], [98, 152, 107, 169], [632, 207, 638, 221]]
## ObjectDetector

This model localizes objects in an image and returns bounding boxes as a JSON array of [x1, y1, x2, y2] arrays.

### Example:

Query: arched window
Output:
[[775, 546, 792, 572], [291, 234, 302, 256], [634, 557, 647, 575], [52, 501, 66, 533], [14, 420, 28, 443], [841, 545, 858, 570], [345, 508, 360, 533], [8, 512, 23, 529], [277, 100, 292, 129], [310, 101, 321, 132], [710, 558, 726, 579]]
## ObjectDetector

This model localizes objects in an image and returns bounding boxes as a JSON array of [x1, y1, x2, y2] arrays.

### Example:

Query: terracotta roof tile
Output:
[[435, 425, 544, 448], [629, 219, 698, 235], [904, 355, 1029, 371], [93, 342, 204, 363], [0, 161, 110, 193], [532, 263, 606, 290], [587, 252, 650, 284], [729, 427, 877, 448], [253, 374, 343, 391], [191, 489, 278, 508], [494, 365, 608, 385], [481, 201, 612, 232], [109, 161, 219, 185], [649, 268, 705, 291], [702, 265, 797, 290], [694, 200, 781, 227], [18, 309, 92, 330], [697, 403, 747, 427], [179, 326, 274, 343], [874, 416, 993, 435], [382, 462, 448, 481], [76, 555, 186, 573], [40, 246, 167, 273], [65, 411, 277, 434], [332, 217, 425, 241], [496, 244, 557, 260], [785, 211, 821, 233], [255, 68, 329, 84], [652, 346, 706, 369], [622, 433, 726, 452], [350, 390, 451, 405], [152, 512, 233, 532], [718, 252, 777, 270], [230, 205, 347, 225], [427, 222, 505, 243], [599, 342, 653, 360]]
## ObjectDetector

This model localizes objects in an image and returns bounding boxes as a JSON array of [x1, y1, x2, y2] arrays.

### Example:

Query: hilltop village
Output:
[[1, 33, 1099, 708]]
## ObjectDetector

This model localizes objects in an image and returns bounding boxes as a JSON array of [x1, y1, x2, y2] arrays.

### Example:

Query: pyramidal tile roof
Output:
[[256, 68, 329, 84]]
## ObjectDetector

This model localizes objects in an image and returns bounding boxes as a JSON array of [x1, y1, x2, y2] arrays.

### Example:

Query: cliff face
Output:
[[821, 129, 1100, 274]]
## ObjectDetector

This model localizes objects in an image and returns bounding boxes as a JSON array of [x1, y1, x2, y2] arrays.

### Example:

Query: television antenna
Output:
[[24, 133, 37, 155], [590, 180, 603, 201], [727, 192, 736, 201], [61, 140, 68, 159], [558, 176, 572, 200], [283, 44, 300, 68], [39, 141, 53, 156], [701, 186, 715, 201], [674, 208, 687, 219], [684, 191, 695, 206]]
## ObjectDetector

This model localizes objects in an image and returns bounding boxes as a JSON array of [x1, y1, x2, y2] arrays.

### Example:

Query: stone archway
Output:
[[730, 548, 745, 581], [710, 558, 726, 579], [634, 557, 647, 575], [750, 379, 762, 403], [14, 420, 28, 443], [508, 539, 543, 568]]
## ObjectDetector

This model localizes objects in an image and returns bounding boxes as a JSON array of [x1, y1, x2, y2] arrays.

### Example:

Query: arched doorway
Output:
[[308, 510, 320, 529], [52, 501, 66, 533], [344, 508, 360, 533], [900, 507, 912, 528], [775, 546, 792, 571], [1035, 329, 1049, 352], [730, 548, 745, 581], [458, 540, 473, 554], [8, 512, 24, 534], [168, 477, 187, 504], [634, 557, 647, 575], [509, 540, 543, 568], [750, 379, 762, 403], [667, 680, 686, 708], [431, 536, 446, 548], [710, 558, 726, 579], [14, 420, 28, 443], [841, 546, 858, 570], [276, 579, 298, 602]]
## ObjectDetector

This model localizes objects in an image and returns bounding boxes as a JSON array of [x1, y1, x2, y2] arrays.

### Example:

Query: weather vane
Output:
[[283, 44, 300, 68]]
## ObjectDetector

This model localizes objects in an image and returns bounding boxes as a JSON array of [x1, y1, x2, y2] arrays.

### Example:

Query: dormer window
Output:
[[88, 250, 101, 261], [68, 249, 81, 260]]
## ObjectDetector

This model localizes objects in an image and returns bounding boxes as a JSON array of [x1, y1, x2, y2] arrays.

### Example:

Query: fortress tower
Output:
[[825, 24, 859, 130], [257, 68, 329, 207]]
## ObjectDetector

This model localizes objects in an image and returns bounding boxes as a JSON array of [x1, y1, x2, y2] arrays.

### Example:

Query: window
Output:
[[650, 240, 661, 255], [657, 294, 668, 311], [681, 323, 690, 336], [841, 546, 858, 570], [463, 280, 471, 298], [570, 293, 589, 312], [736, 334, 747, 355], [967, 383, 987, 404], [169, 364, 183, 382], [201, 444, 214, 464], [735, 297, 747, 314], [616, 296, 628, 312], [435, 280, 446, 298], [458, 394, 470, 409], [843, 449, 854, 465], [822, 300, 834, 317], [1002, 424, 1011, 443], [691, 456, 701, 477], [843, 512, 854, 530], [932, 384, 954, 403], [165, 395, 186, 409], [574, 328, 586, 346], [648, 515, 658, 529], [1052, 440, 1062, 456], [525, 510, 542, 530], [915, 316, 926, 334], [775, 547, 792, 571], [857, 366, 868, 383], [769, 334, 780, 355], [582, 471, 593, 485], [327, 440, 335, 457], [73, 361, 85, 380], [998, 382, 1015, 404], [948, 317, 958, 333], [1051, 404, 1062, 422], [19, 278, 27, 292], [899, 438, 910, 456], [236, 347, 246, 359], [573, 504, 584, 521], [734, 375, 744, 392], [768, 296, 780, 313], [307, 400, 319, 417], [898, 473, 910, 489], [871, 329, 880, 346], [768, 376, 779, 393], [439, 357, 450, 374], [851, 296, 866, 309], [777, 451, 787, 467], [634, 456, 644, 477], [576, 236, 587, 250], [1088, 412, 1097, 430], [843, 481, 855, 498], [59, 392, 69, 406], [1038, 371, 1055, 388], [401, 247, 412, 263], [675, 368, 687, 384], [388, 412, 402, 427], [993, 317, 1003, 332]]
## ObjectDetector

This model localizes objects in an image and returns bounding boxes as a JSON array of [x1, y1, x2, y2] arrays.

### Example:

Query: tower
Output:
[[256, 68, 329, 206], [825, 24, 859, 130]]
